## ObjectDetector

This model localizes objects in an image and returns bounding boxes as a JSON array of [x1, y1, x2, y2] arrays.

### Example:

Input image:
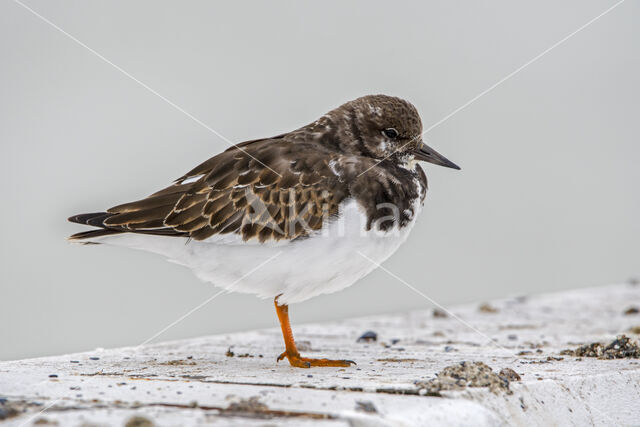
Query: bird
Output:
[[68, 94, 460, 368]]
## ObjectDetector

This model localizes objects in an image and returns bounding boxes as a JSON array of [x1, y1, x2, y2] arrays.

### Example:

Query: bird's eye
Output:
[[383, 128, 399, 139]]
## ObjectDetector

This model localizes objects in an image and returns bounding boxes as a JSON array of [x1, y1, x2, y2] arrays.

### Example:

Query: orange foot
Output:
[[277, 351, 356, 368]]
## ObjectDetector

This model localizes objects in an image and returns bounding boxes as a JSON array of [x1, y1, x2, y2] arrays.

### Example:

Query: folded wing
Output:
[[69, 139, 349, 243]]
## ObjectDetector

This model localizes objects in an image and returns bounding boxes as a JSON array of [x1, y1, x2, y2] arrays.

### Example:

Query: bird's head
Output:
[[328, 95, 460, 170]]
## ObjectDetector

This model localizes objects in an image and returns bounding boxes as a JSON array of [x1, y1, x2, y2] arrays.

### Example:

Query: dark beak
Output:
[[413, 142, 461, 170]]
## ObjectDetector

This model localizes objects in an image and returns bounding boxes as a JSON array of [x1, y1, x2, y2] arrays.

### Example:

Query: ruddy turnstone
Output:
[[68, 95, 460, 368]]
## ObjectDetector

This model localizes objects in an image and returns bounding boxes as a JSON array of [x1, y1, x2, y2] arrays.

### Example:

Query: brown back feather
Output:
[[97, 137, 349, 242]]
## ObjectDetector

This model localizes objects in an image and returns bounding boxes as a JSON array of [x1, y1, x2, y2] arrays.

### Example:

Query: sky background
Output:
[[1, 0, 638, 360]]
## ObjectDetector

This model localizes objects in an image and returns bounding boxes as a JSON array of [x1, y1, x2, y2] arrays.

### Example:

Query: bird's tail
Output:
[[67, 212, 123, 242]]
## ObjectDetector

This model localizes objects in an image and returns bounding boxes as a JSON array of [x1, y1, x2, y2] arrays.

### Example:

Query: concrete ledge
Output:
[[1, 283, 639, 426]]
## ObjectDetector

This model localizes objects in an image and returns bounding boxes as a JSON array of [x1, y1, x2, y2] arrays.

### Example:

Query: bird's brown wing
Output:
[[96, 140, 350, 243]]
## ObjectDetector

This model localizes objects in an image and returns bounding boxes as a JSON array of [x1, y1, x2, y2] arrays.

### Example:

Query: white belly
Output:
[[83, 198, 422, 304]]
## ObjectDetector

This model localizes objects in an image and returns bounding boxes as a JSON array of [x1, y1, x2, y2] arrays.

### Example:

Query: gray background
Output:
[[1, 0, 638, 361]]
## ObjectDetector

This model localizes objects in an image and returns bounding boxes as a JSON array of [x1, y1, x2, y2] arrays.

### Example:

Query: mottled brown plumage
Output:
[[69, 95, 459, 243]]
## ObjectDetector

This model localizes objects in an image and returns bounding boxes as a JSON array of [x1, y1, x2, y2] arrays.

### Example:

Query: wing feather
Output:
[[87, 139, 350, 243]]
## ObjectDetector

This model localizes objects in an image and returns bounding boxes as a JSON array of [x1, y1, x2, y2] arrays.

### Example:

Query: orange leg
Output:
[[274, 297, 355, 368]]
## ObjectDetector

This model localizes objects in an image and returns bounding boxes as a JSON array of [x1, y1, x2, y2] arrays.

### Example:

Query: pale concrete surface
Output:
[[1, 283, 639, 426]]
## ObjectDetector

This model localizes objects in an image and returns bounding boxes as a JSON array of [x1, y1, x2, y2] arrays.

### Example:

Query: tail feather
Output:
[[68, 228, 124, 242], [68, 212, 122, 242], [67, 211, 186, 242], [68, 212, 116, 227]]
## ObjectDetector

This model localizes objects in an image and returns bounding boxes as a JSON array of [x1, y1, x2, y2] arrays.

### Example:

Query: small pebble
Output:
[[624, 306, 639, 315], [357, 331, 377, 343], [433, 309, 448, 318], [355, 400, 378, 413], [499, 368, 521, 381], [48, 374, 58, 378], [478, 303, 498, 313], [125, 415, 154, 427], [89, 357, 100, 361]]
